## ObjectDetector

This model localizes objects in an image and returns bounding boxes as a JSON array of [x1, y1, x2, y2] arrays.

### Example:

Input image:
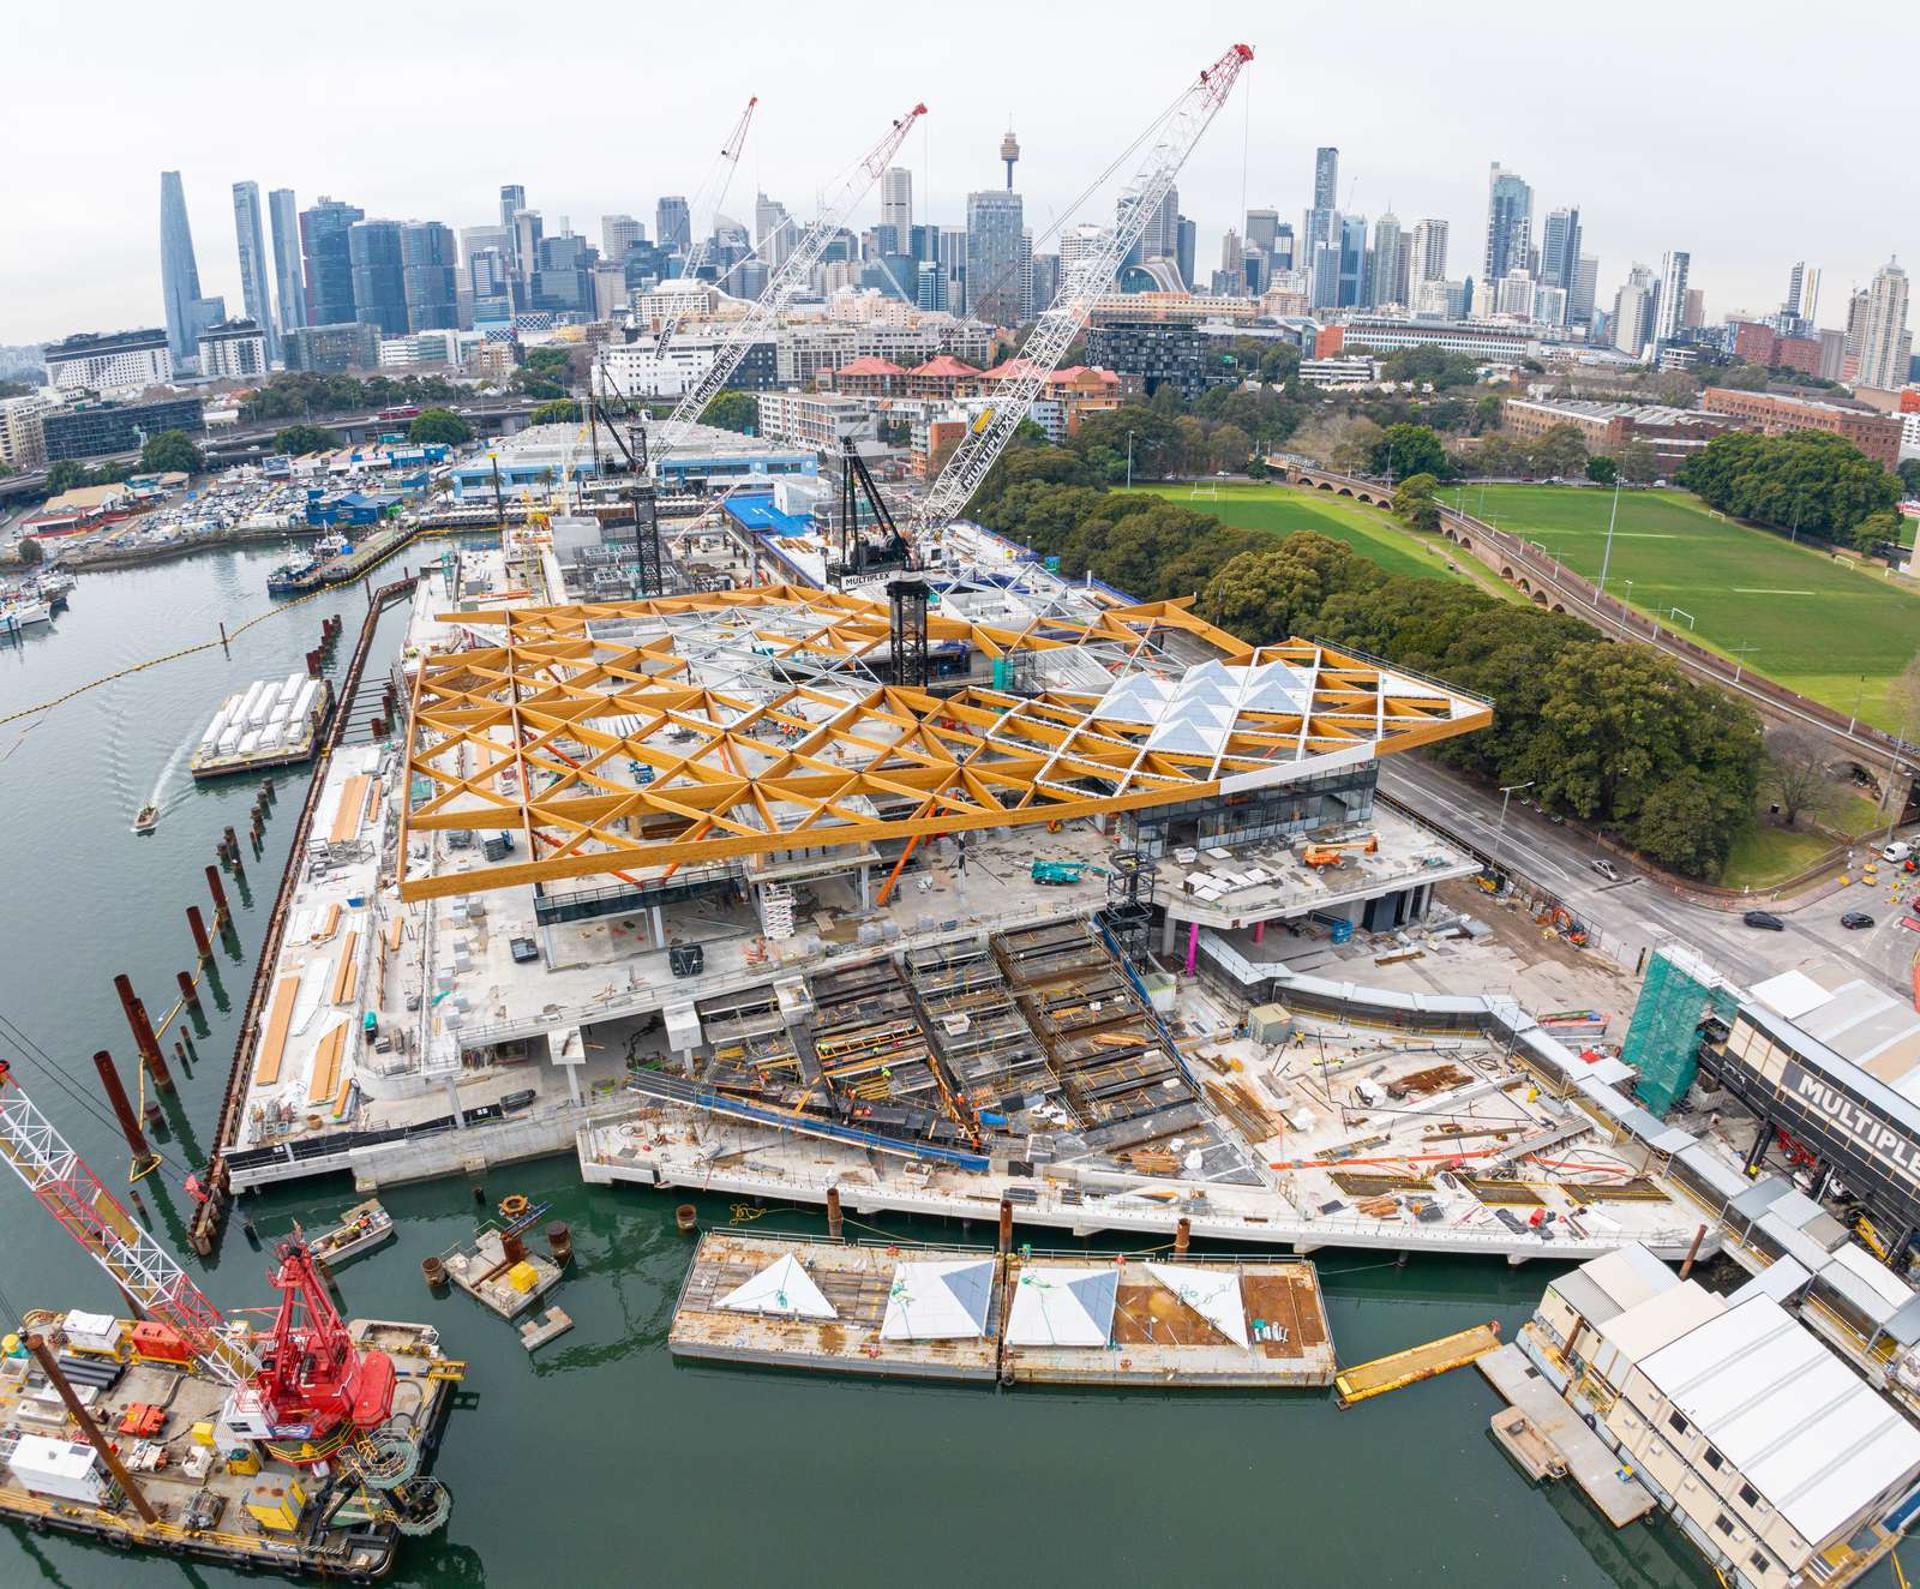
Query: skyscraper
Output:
[[601, 215, 645, 263], [1124, 188, 1180, 275], [160, 171, 225, 363], [1539, 207, 1582, 304], [1269, 222, 1294, 273], [1408, 219, 1449, 284], [1571, 255, 1600, 328], [268, 188, 306, 338], [1653, 249, 1691, 345], [1367, 213, 1403, 308], [965, 190, 1025, 326], [1337, 215, 1367, 308], [1857, 259, 1912, 390], [1843, 287, 1872, 379], [656, 196, 692, 259], [231, 182, 279, 363], [348, 219, 408, 335], [1245, 209, 1280, 257], [1305, 146, 1339, 258], [499, 185, 526, 230], [1786, 261, 1820, 324], [880, 167, 913, 240], [401, 222, 459, 331], [754, 193, 792, 270], [1483, 164, 1532, 288], [300, 197, 364, 327], [1613, 268, 1654, 357], [1175, 216, 1197, 298]]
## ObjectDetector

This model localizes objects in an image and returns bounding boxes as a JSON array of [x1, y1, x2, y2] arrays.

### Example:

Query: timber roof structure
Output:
[[396, 585, 1490, 900]]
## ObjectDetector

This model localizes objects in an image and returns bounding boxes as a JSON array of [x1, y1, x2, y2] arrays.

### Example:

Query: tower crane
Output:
[[0, 1061, 452, 1531], [911, 43, 1253, 539], [653, 100, 927, 460], [645, 96, 759, 360]]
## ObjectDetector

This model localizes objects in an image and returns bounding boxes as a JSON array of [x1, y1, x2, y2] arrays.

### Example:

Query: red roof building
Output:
[[905, 355, 984, 400], [831, 356, 908, 397]]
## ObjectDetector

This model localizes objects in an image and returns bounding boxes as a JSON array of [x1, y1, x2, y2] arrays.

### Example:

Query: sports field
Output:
[[1131, 483, 1483, 588], [1469, 485, 1920, 730]]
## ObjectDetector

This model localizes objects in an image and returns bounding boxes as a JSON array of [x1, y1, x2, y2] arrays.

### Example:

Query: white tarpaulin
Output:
[[1006, 1266, 1118, 1348], [1146, 1263, 1248, 1346], [881, 1259, 996, 1340], [716, 1253, 837, 1320]]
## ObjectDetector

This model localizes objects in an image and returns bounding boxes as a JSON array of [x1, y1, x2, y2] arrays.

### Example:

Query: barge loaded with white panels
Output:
[[190, 672, 333, 780]]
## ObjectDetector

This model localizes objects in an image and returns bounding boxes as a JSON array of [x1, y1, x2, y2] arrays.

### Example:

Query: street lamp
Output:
[[1494, 780, 1535, 872], [1732, 641, 1760, 686], [1621, 578, 1634, 635], [1126, 430, 1136, 491]]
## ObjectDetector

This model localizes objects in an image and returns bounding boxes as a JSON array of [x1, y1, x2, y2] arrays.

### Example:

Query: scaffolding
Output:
[[1621, 945, 1743, 1117]]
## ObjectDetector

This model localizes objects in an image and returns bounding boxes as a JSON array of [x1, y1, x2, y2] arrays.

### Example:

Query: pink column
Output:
[[1184, 921, 1200, 976], [1254, 921, 1267, 944]]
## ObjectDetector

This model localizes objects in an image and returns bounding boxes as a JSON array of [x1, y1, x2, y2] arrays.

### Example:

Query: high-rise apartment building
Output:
[[197, 317, 268, 380], [601, 215, 645, 263], [1408, 219, 1449, 284], [1614, 265, 1655, 356], [231, 181, 279, 363], [348, 219, 408, 335], [1857, 258, 1912, 391], [401, 222, 459, 331], [656, 196, 692, 259], [1124, 189, 1181, 276], [754, 193, 793, 271], [300, 197, 364, 329], [1305, 146, 1339, 258], [1843, 287, 1872, 378], [1059, 223, 1107, 282], [1653, 249, 1691, 345], [1539, 207, 1582, 317], [160, 171, 224, 364], [268, 188, 305, 337], [1368, 213, 1403, 308], [44, 328, 172, 396], [1786, 260, 1820, 324], [965, 190, 1025, 327], [1483, 164, 1532, 288], [880, 167, 912, 240]]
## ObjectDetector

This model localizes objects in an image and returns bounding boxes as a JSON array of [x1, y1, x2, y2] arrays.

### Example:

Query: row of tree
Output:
[[975, 439, 1765, 878], [1677, 429, 1903, 548], [237, 372, 468, 425]]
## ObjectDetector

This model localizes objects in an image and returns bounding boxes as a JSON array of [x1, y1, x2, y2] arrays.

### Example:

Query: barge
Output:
[[189, 672, 333, 780], [0, 1310, 459, 1582]]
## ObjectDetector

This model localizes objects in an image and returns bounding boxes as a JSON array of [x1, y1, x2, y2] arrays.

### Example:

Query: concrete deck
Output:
[[1477, 1342, 1655, 1528]]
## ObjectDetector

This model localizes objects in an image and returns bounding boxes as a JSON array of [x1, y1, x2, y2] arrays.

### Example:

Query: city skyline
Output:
[[4, 1, 1916, 345]]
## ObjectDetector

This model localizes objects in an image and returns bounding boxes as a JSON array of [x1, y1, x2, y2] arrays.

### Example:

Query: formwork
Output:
[[1620, 946, 1742, 1117]]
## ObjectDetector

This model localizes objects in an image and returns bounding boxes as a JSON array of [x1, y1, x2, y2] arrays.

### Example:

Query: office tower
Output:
[[1000, 129, 1020, 192], [532, 233, 594, 315], [1539, 207, 1581, 299], [1653, 249, 1691, 344], [1336, 215, 1367, 309], [1218, 229, 1244, 295], [1368, 213, 1403, 308], [1175, 215, 1196, 292], [1124, 188, 1180, 273], [1059, 223, 1107, 280], [400, 222, 458, 331], [1245, 208, 1280, 256], [1310, 238, 1339, 310], [601, 215, 645, 263], [1269, 222, 1294, 273], [1305, 146, 1339, 258], [1571, 255, 1600, 327], [754, 193, 792, 270], [1683, 287, 1705, 330], [965, 190, 1025, 326], [1408, 218, 1448, 285], [1786, 260, 1820, 324], [880, 167, 912, 239], [512, 211, 543, 285], [656, 196, 691, 259], [300, 197, 364, 327], [229, 181, 279, 363], [499, 185, 526, 231], [268, 188, 305, 337], [1613, 265, 1655, 355], [347, 219, 408, 335], [160, 171, 223, 363], [1483, 163, 1531, 288], [939, 226, 967, 312], [1857, 259, 1912, 390]]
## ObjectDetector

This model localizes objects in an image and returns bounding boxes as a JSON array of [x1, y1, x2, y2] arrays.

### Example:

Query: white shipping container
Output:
[[293, 679, 320, 718], [239, 728, 262, 755], [8, 1435, 108, 1505], [201, 704, 235, 748], [234, 681, 266, 724], [61, 1310, 120, 1355], [268, 702, 291, 725], [281, 670, 304, 702], [218, 728, 241, 755]]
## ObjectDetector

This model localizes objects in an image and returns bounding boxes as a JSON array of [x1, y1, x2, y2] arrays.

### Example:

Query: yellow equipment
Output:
[[1301, 836, 1379, 868]]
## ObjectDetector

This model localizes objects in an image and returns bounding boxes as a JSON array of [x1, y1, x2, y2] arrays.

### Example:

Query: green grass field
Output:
[[1468, 485, 1920, 730], [1130, 482, 1491, 589]]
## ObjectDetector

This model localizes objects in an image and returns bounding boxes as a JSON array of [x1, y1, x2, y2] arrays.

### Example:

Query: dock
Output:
[[1476, 1342, 1655, 1527], [668, 1232, 1336, 1388], [1333, 1321, 1502, 1407], [189, 674, 333, 780], [442, 1227, 565, 1321]]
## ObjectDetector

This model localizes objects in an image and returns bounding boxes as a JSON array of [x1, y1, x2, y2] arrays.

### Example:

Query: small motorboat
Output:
[[132, 804, 159, 834]]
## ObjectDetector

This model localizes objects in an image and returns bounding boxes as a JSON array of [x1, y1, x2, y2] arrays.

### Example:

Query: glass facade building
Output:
[[231, 181, 279, 363], [300, 198, 364, 328], [348, 219, 408, 335]]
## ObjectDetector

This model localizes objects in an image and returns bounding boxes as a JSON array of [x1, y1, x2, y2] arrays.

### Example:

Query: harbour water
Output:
[[0, 546, 1772, 1587]]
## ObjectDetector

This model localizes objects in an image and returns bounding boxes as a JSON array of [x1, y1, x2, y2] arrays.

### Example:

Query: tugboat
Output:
[[266, 554, 321, 596], [132, 803, 159, 834]]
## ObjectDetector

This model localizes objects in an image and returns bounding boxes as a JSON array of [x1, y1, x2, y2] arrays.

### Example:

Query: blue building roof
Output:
[[723, 492, 815, 538]]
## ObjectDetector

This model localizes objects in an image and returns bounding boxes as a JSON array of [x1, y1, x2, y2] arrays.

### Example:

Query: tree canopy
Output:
[[1372, 423, 1450, 480], [409, 408, 473, 447], [139, 429, 203, 474], [1678, 430, 1899, 542], [530, 399, 583, 426], [701, 390, 759, 434], [272, 424, 343, 456]]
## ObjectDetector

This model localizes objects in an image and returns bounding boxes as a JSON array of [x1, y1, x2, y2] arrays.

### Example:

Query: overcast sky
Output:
[[5, 0, 1915, 347]]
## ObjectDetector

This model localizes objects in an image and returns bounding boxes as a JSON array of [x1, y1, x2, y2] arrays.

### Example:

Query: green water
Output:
[[0, 549, 1774, 1587]]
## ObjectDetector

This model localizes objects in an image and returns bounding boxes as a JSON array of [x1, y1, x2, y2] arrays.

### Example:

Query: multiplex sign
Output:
[[1783, 1062, 1920, 1187]]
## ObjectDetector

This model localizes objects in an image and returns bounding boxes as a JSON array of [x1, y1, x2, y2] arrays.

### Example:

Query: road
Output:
[[1380, 758, 1919, 997]]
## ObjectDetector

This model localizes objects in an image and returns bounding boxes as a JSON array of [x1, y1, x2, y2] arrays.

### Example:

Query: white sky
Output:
[[5, 0, 1915, 346]]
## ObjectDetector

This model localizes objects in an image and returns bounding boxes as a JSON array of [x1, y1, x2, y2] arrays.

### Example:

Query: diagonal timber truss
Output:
[[397, 585, 1490, 901]]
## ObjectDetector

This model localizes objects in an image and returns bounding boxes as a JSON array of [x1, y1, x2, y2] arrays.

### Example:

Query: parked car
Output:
[[1743, 910, 1785, 931], [1589, 859, 1621, 882], [1840, 911, 1875, 930], [1885, 840, 1913, 864]]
